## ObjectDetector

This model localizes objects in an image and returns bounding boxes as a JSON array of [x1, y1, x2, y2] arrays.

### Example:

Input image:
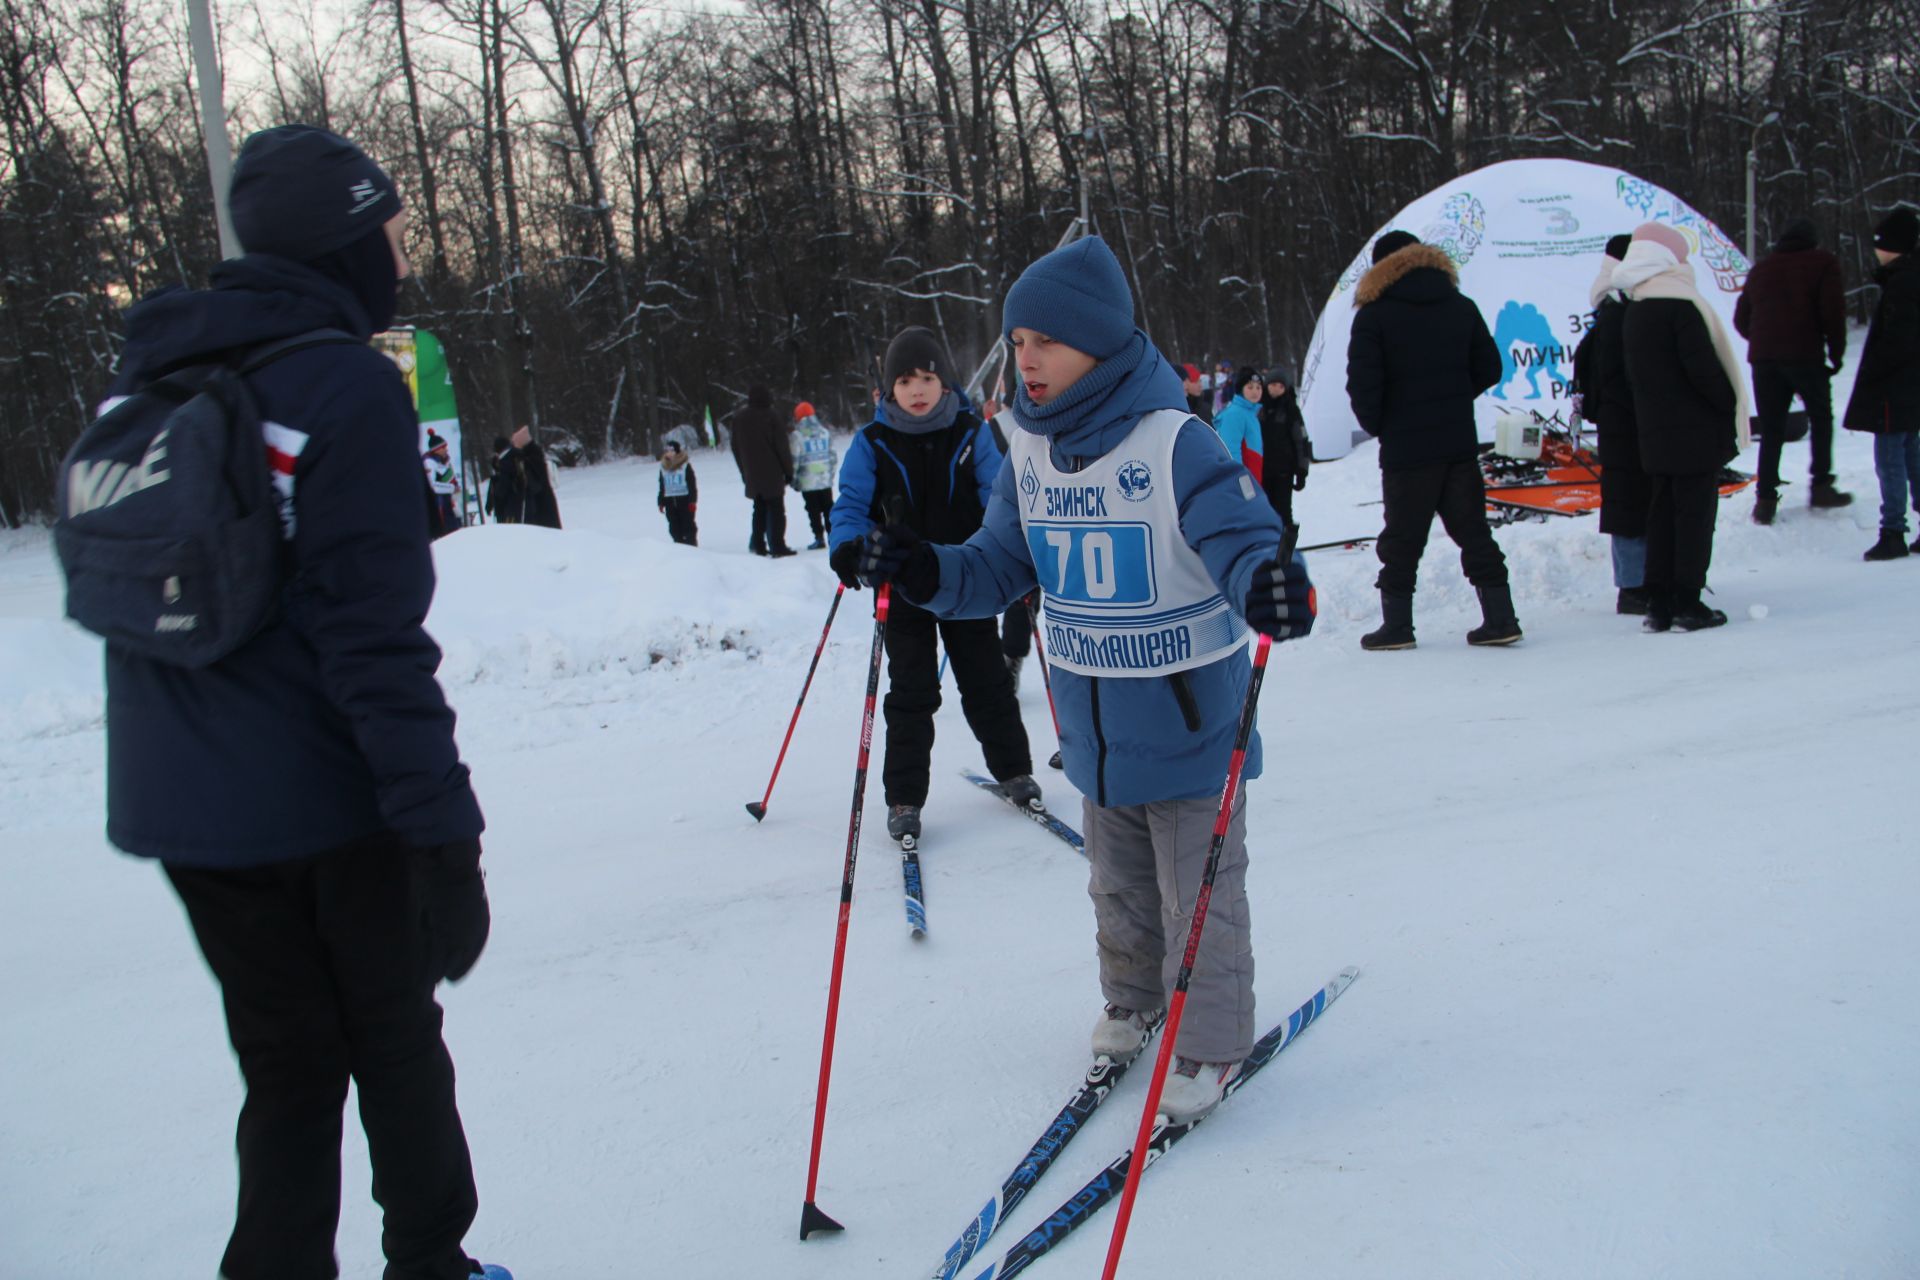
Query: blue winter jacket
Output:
[[829, 393, 1002, 550], [100, 255, 484, 865], [1212, 394, 1265, 480], [913, 333, 1288, 807]]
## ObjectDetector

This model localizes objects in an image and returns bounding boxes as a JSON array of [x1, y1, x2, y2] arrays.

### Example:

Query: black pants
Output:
[[1753, 359, 1835, 495], [883, 598, 1032, 806], [749, 496, 790, 554], [1001, 595, 1032, 661], [1644, 472, 1720, 595], [1375, 459, 1509, 597], [663, 498, 697, 545], [165, 836, 478, 1280], [801, 489, 834, 541]]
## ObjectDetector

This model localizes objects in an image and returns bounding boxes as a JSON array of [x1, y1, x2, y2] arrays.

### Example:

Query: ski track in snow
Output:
[[4, 390, 1919, 1278]]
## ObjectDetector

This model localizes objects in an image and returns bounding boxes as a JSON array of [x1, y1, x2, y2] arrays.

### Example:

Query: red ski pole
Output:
[[800, 583, 890, 1240], [747, 582, 846, 821], [1025, 592, 1065, 770], [1100, 529, 1295, 1277]]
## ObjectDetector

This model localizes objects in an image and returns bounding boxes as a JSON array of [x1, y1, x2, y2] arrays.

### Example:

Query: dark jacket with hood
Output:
[[829, 391, 1001, 550], [101, 254, 484, 866], [1734, 222, 1847, 367], [1257, 371, 1311, 487], [495, 441, 561, 528], [729, 386, 793, 499], [1346, 243, 1503, 470], [1622, 298, 1739, 474], [1844, 254, 1920, 434], [1572, 293, 1650, 536]]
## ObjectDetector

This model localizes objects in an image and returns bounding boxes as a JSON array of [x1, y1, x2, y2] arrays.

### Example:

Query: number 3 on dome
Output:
[[1029, 522, 1154, 606]]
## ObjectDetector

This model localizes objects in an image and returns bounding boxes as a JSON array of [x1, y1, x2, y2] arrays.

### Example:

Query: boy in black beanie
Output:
[[829, 326, 1041, 844], [100, 124, 509, 1280]]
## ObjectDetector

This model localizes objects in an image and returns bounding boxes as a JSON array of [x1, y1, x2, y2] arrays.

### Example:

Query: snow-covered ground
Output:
[[4, 400, 1918, 1279]]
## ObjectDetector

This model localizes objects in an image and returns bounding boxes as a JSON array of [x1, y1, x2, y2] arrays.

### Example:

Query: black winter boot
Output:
[[1360, 592, 1416, 651], [1616, 587, 1651, 616], [1466, 585, 1522, 646], [1643, 587, 1674, 633], [1671, 590, 1728, 631], [1864, 529, 1910, 561], [1809, 482, 1854, 510], [1751, 491, 1778, 525]]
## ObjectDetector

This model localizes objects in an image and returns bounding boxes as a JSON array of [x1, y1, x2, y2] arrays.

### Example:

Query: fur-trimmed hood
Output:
[[1354, 243, 1459, 307]]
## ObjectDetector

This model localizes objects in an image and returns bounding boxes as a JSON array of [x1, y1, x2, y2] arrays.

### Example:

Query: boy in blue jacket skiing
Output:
[[850, 238, 1315, 1122], [830, 327, 1042, 847]]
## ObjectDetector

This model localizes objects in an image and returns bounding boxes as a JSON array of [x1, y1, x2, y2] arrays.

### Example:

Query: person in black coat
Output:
[[483, 435, 521, 523], [1615, 223, 1744, 630], [1258, 366, 1310, 528], [97, 125, 503, 1280], [1346, 230, 1519, 649], [1845, 208, 1920, 560], [828, 327, 1039, 838], [501, 424, 563, 528], [1572, 234, 1653, 614]]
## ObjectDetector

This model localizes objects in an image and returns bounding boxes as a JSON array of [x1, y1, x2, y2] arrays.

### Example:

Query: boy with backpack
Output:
[[829, 326, 1043, 846], [847, 238, 1315, 1122], [658, 438, 699, 545], [56, 125, 509, 1280], [790, 401, 837, 549]]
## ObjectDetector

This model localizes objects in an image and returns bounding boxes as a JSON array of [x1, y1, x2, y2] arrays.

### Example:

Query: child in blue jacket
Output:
[[849, 238, 1315, 1122], [829, 327, 1042, 845]]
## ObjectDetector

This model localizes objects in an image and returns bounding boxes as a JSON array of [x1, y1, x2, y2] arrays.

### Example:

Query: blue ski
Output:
[[961, 771, 1085, 856], [927, 1015, 1165, 1280], [965, 968, 1358, 1280]]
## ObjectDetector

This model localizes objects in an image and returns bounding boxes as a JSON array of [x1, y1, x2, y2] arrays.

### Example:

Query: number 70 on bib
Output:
[[1024, 521, 1156, 606]]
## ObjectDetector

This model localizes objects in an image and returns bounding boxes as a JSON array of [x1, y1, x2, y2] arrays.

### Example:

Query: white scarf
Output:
[[1588, 259, 1622, 310], [1613, 243, 1751, 450]]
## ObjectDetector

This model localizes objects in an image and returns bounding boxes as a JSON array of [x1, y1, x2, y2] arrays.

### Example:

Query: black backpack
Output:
[[55, 330, 360, 667]]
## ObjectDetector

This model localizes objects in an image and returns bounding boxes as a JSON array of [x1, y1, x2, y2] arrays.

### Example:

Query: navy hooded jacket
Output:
[[100, 255, 484, 865]]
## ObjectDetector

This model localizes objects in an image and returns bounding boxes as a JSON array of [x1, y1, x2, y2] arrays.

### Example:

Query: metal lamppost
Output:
[[187, 0, 240, 259], [1746, 110, 1781, 267]]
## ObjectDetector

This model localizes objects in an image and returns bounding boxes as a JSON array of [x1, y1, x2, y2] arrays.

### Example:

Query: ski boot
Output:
[[1092, 1003, 1166, 1065], [1157, 1057, 1238, 1125], [887, 804, 922, 849], [1000, 774, 1044, 812]]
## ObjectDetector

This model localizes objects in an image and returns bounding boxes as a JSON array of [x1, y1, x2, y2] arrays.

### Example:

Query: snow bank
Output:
[[427, 524, 831, 687]]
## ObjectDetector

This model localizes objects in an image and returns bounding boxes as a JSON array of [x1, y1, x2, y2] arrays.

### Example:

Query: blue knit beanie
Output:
[[1001, 235, 1136, 360], [230, 125, 400, 261]]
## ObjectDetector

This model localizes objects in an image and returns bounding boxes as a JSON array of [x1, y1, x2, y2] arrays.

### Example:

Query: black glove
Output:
[[1292, 473, 1307, 492], [829, 540, 864, 590], [1243, 552, 1316, 641], [415, 839, 490, 983], [1828, 358, 1844, 377], [855, 524, 940, 599]]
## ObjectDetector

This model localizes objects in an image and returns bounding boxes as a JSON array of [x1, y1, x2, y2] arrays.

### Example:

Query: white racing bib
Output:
[[1011, 409, 1246, 678]]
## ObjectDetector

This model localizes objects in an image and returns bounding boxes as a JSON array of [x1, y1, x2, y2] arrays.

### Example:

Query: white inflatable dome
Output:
[[1297, 158, 1751, 460]]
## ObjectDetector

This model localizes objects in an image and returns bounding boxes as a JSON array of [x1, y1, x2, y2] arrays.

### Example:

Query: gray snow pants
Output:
[[1083, 788, 1255, 1063]]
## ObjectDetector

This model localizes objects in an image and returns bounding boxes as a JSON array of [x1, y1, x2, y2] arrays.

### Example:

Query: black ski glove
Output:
[[829, 540, 864, 590], [856, 524, 940, 599], [1292, 473, 1308, 492], [415, 839, 491, 983], [1243, 551, 1316, 641]]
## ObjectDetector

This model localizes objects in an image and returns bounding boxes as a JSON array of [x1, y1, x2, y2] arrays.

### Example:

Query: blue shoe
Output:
[[473, 1265, 514, 1280]]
